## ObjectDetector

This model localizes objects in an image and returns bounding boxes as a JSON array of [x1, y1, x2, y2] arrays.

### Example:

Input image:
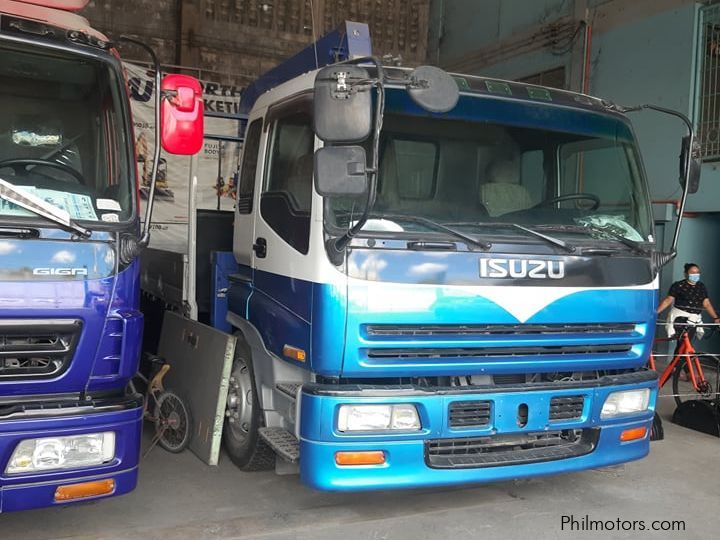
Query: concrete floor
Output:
[[1, 395, 718, 540]]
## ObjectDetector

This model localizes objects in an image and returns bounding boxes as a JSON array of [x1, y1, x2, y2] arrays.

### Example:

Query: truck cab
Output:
[[220, 59, 664, 489]]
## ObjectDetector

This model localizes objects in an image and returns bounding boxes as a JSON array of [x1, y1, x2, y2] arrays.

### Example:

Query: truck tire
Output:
[[223, 344, 275, 471]]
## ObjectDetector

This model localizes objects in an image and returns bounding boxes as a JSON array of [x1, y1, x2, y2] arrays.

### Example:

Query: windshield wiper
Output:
[[535, 224, 648, 255], [509, 223, 576, 253], [373, 213, 491, 250], [443, 220, 575, 253], [0, 178, 91, 238]]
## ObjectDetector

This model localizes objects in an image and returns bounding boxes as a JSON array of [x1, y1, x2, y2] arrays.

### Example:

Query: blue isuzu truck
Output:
[[143, 22, 699, 490]]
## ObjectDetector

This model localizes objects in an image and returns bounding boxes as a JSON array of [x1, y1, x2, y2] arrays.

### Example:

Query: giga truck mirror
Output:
[[161, 74, 204, 155]]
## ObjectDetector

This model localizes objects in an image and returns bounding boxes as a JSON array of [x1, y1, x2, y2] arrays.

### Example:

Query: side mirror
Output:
[[407, 65, 460, 113], [680, 135, 701, 194], [160, 74, 204, 155], [314, 66, 372, 143], [314, 146, 368, 198]]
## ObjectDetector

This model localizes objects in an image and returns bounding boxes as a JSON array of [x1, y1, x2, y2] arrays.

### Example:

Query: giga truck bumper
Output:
[[299, 370, 657, 491], [0, 394, 143, 512]]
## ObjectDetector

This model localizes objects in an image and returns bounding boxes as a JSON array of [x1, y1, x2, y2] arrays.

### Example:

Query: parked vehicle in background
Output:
[[0, 0, 203, 512]]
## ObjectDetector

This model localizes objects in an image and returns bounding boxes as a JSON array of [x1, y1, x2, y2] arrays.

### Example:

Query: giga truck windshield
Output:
[[326, 88, 654, 249], [0, 41, 133, 227]]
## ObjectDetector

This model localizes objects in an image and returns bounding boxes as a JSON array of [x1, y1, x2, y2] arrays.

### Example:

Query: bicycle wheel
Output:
[[671, 353, 720, 407], [155, 390, 192, 453]]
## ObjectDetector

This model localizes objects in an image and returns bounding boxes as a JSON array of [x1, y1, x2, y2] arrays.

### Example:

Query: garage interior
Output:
[[1, 0, 720, 538]]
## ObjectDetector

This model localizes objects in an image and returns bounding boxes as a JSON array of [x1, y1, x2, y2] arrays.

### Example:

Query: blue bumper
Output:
[[299, 371, 657, 490], [0, 396, 143, 512]]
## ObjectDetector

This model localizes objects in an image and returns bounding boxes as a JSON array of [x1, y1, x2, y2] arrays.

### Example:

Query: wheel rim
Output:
[[157, 393, 189, 450], [225, 359, 254, 444]]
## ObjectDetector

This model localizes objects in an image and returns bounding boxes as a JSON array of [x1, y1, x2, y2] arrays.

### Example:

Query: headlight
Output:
[[6, 432, 115, 475], [601, 389, 650, 418], [338, 404, 421, 432]]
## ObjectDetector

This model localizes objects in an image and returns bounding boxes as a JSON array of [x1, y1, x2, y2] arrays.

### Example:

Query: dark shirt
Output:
[[668, 280, 708, 314]]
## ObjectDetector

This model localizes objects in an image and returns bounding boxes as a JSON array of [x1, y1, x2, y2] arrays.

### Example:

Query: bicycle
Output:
[[649, 320, 720, 408], [129, 355, 193, 455]]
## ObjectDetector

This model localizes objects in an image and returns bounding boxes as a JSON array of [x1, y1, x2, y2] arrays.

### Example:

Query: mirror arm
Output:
[[119, 36, 162, 248], [619, 103, 696, 263], [329, 59, 386, 259]]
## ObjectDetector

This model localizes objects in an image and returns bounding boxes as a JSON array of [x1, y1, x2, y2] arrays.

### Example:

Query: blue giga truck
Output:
[[0, 0, 203, 511], [141, 21, 700, 491]]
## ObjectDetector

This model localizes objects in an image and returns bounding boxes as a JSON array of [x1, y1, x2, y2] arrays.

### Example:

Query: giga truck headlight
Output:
[[601, 389, 650, 418], [338, 404, 421, 432], [6, 432, 115, 474]]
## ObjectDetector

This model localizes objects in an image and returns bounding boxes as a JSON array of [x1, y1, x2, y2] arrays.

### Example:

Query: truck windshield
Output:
[[327, 90, 653, 244], [0, 43, 132, 224]]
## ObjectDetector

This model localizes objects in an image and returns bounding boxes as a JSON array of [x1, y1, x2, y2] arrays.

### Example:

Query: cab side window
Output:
[[261, 107, 314, 254], [237, 119, 262, 214]]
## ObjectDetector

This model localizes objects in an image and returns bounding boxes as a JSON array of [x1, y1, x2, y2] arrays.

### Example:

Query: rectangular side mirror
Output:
[[680, 135, 701, 194], [161, 74, 204, 155], [314, 146, 368, 198], [314, 66, 372, 143]]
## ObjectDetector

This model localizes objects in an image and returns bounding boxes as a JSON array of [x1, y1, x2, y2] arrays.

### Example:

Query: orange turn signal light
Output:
[[283, 345, 306, 362], [54, 479, 115, 502], [335, 451, 386, 466], [620, 426, 648, 442]]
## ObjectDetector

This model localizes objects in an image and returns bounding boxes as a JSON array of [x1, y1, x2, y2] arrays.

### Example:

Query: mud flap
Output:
[[672, 400, 720, 437]]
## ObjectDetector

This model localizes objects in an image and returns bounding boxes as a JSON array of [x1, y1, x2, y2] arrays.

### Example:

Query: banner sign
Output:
[[125, 63, 243, 253]]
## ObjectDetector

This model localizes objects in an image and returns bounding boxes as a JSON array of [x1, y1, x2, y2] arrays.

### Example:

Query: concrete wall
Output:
[[82, 0, 430, 86]]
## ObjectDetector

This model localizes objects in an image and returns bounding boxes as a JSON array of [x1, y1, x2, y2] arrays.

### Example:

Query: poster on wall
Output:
[[125, 63, 243, 253]]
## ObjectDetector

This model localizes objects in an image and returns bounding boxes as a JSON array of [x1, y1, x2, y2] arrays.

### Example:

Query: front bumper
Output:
[[0, 395, 143, 512], [299, 371, 657, 490]]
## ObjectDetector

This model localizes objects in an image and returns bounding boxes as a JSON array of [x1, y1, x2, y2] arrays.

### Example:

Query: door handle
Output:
[[253, 237, 267, 258]]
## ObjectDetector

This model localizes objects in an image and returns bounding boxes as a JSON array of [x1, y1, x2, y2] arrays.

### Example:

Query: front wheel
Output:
[[222, 346, 275, 471], [671, 353, 720, 407]]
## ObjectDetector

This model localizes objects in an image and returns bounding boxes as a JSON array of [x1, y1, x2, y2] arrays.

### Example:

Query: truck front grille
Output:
[[365, 323, 636, 337], [0, 319, 82, 379], [449, 400, 492, 428], [425, 428, 599, 469], [366, 344, 632, 359], [549, 395, 585, 421]]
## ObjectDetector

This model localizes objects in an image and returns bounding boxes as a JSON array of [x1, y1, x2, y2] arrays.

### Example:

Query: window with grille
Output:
[[697, 5, 720, 160]]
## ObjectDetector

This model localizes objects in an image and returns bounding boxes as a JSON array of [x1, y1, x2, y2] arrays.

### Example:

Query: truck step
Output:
[[258, 427, 300, 463], [275, 382, 302, 398]]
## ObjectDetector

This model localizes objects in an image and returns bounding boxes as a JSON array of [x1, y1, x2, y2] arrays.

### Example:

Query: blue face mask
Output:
[[688, 274, 701, 283]]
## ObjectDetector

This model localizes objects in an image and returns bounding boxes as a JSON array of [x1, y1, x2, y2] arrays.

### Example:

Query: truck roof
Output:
[[251, 64, 617, 119], [0, 0, 104, 40]]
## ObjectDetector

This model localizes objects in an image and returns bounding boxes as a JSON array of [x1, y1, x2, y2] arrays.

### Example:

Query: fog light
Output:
[[6, 432, 115, 474], [601, 389, 650, 418], [337, 404, 421, 432]]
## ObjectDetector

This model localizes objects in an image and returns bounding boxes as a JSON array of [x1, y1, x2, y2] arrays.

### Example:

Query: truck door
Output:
[[247, 95, 314, 363]]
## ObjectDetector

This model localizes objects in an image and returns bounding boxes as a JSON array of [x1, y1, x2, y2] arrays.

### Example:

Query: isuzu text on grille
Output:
[[479, 258, 566, 279]]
